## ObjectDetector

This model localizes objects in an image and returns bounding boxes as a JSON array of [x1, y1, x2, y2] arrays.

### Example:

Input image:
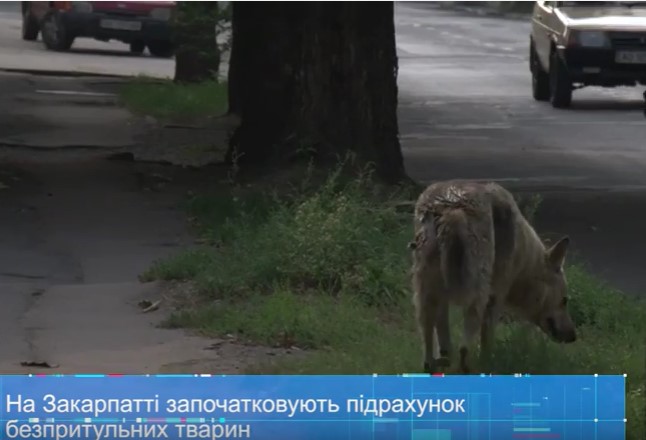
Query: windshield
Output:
[[557, 1, 646, 6]]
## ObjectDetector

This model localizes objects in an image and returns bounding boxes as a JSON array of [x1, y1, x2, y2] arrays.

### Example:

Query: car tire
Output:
[[147, 41, 174, 58], [530, 42, 550, 101], [549, 50, 572, 109], [41, 11, 74, 51], [130, 40, 146, 55], [22, 6, 40, 41]]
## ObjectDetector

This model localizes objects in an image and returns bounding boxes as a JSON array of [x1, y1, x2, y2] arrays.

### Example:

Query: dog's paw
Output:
[[459, 347, 471, 374]]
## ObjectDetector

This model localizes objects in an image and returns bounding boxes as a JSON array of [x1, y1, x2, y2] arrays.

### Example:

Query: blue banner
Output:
[[0, 374, 625, 440]]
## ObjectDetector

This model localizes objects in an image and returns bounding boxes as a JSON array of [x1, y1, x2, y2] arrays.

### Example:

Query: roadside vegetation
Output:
[[119, 76, 227, 122], [142, 160, 645, 439]]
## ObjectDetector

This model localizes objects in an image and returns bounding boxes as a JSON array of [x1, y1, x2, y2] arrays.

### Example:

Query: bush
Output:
[[147, 168, 411, 306]]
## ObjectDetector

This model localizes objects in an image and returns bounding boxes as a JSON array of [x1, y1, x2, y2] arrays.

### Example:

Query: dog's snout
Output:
[[562, 329, 576, 343], [547, 317, 576, 344]]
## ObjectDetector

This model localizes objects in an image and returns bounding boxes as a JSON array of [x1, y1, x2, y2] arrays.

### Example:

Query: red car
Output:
[[21, 1, 175, 57]]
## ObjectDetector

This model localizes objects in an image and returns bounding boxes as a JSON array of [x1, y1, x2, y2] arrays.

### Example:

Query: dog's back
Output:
[[411, 180, 516, 305]]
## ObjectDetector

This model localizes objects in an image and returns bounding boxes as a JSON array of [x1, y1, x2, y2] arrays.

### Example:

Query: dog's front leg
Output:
[[418, 298, 442, 374]]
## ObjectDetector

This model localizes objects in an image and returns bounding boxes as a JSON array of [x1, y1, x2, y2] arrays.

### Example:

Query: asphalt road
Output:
[[396, 3, 646, 296]]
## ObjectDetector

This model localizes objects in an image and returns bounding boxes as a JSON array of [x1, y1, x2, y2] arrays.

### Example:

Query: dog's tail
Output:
[[435, 209, 476, 293]]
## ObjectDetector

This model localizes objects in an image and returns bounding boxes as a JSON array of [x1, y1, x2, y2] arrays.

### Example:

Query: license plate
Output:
[[100, 19, 142, 31], [615, 50, 646, 64]]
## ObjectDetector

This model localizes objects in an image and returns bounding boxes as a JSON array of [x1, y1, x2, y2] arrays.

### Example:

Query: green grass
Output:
[[144, 167, 645, 439], [119, 77, 227, 121]]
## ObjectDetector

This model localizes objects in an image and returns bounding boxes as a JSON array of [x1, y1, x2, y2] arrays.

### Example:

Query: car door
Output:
[[532, 1, 558, 70]]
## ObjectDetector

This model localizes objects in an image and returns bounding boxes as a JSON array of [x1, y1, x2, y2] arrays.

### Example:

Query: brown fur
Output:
[[410, 180, 576, 374]]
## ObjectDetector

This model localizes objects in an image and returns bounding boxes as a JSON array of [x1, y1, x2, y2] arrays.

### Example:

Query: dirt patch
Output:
[[125, 115, 238, 168]]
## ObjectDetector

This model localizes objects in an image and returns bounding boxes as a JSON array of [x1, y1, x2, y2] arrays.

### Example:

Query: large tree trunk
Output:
[[226, 4, 245, 116], [227, 2, 404, 183], [173, 1, 221, 83]]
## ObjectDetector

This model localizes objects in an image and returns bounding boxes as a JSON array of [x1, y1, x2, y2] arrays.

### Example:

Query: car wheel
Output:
[[129, 40, 145, 55], [41, 11, 74, 51], [147, 41, 174, 58], [530, 42, 550, 101], [22, 7, 40, 41], [549, 50, 572, 109]]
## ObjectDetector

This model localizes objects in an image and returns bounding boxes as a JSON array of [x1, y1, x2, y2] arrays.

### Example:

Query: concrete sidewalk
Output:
[[0, 71, 278, 374]]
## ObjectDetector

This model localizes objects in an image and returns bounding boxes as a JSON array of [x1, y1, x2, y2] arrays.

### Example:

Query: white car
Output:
[[529, 1, 646, 108]]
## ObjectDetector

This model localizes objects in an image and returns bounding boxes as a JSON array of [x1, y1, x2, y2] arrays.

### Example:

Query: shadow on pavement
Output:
[[67, 47, 167, 59], [19, 41, 168, 60], [568, 99, 645, 112], [68, 46, 165, 58]]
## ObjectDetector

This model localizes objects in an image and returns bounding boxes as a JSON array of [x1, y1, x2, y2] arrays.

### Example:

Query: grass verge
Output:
[[144, 167, 645, 439], [119, 76, 227, 121]]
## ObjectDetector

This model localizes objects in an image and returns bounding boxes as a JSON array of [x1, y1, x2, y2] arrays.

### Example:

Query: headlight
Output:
[[569, 30, 610, 48], [150, 7, 171, 21], [71, 1, 93, 13]]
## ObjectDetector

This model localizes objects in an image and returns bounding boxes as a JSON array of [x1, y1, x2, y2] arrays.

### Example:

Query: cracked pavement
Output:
[[0, 70, 286, 374], [0, 71, 235, 373]]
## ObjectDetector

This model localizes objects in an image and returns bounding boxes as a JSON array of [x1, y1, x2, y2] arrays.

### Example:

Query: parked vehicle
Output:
[[530, 1, 646, 108], [21, 1, 175, 58]]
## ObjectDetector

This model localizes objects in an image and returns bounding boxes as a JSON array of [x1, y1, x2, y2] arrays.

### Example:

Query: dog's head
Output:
[[529, 236, 577, 344]]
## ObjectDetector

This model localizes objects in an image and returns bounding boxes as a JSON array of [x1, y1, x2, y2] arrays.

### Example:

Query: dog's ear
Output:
[[547, 236, 570, 269]]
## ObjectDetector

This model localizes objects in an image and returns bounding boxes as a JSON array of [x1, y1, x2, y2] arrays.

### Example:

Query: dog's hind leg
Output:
[[413, 265, 441, 373], [418, 299, 441, 374], [435, 300, 452, 368], [459, 294, 489, 374]]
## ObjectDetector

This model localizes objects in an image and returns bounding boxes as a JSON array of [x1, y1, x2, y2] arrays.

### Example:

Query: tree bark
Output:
[[227, 2, 404, 183], [226, 4, 244, 116], [173, 1, 221, 83]]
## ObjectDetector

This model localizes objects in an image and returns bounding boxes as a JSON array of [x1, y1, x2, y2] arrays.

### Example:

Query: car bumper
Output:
[[59, 11, 171, 42], [557, 46, 646, 85]]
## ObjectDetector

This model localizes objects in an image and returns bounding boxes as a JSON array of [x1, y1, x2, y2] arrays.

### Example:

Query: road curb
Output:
[[0, 67, 132, 79]]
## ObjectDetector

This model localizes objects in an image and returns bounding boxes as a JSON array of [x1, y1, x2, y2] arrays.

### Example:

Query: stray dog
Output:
[[409, 180, 576, 374]]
